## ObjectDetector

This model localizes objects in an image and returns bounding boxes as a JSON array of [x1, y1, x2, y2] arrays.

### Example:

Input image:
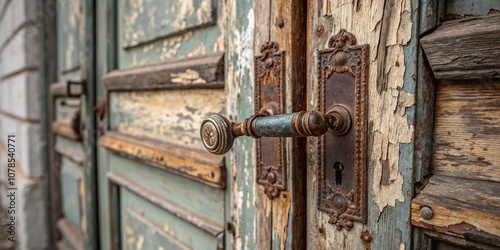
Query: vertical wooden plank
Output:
[[42, 0, 61, 248], [268, 0, 307, 249], [225, 0, 257, 249], [307, 0, 418, 248], [82, 0, 98, 248], [252, 0, 272, 249]]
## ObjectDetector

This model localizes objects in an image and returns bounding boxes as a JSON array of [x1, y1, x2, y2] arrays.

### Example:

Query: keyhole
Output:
[[333, 162, 344, 186]]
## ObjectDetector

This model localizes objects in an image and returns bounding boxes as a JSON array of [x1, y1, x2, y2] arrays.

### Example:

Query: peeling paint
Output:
[[171, 69, 207, 84]]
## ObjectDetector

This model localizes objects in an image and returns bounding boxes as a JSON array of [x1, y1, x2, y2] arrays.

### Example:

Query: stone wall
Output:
[[0, 0, 49, 249]]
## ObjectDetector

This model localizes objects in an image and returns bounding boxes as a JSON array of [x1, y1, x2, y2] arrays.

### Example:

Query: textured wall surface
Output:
[[0, 0, 49, 249]]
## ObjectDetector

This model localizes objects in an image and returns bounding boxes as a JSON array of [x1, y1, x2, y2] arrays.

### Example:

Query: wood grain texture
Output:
[[102, 52, 224, 91], [121, 0, 216, 49], [117, 0, 225, 68], [432, 80, 500, 182], [307, 0, 417, 249], [412, 175, 500, 247], [421, 14, 500, 79], [269, 0, 307, 249], [121, 189, 220, 249], [121, 207, 191, 250], [57, 218, 84, 250], [108, 154, 225, 226], [109, 88, 224, 150], [101, 131, 225, 188], [252, 1, 273, 249]]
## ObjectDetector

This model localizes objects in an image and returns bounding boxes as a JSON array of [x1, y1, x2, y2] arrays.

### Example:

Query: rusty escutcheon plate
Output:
[[254, 41, 286, 199], [317, 29, 369, 230]]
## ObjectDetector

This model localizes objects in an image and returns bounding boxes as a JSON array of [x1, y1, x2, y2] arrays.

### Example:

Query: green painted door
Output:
[[96, 1, 226, 249], [50, 0, 98, 249]]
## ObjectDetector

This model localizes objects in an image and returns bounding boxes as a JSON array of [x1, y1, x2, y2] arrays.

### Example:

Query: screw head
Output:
[[420, 206, 433, 220], [278, 20, 284, 28]]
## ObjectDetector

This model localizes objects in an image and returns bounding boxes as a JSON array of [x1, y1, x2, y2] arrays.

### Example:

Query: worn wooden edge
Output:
[[50, 82, 68, 97], [420, 14, 500, 80], [102, 52, 224, 91], [52, 122, 81, 142], [56, 218, 84, 250], [411, 175, 500, 247], [423, 229, 500, 250], [124, 207, 191, 250], [100, 131, 226, 188], [55, 145, 84, 166], [108, 172, 224, 237]]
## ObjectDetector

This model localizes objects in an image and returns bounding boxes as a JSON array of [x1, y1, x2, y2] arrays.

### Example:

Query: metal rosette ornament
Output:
[[200, 115, 234, 155]]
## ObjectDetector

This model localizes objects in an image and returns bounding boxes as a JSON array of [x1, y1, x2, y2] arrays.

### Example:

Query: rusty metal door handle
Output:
[[200, 104, 351, 155]]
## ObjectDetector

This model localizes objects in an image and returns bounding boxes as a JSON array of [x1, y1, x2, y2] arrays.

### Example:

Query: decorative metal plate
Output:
[[317, 29, 369, 230], [254, 41, 286, 199]]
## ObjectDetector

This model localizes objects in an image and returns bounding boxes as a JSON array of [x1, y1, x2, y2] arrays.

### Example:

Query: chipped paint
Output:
[[136, 234, 144, 249], [306, 0, 417, 249], [171, 69, 207, 84], [109, 89, 224, 150], [225, 0, 256, 248]]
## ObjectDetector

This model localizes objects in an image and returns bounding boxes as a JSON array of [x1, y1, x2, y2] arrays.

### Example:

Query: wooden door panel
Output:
[[56, 0, 82, 76], [52, 0, 87, 248], [109, 155, 225, 223], [108, 89, 224, 150], [121, 189, 219, 249], [60, 159, 84, 230], [99, 0, 227, 248], [117, 0, 224, 68]]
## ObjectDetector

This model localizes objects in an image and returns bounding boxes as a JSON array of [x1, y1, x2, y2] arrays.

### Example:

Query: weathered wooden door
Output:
[[50, 0, 99, 249], [96, 0, 227, 249], [223, 0, 500, 249]]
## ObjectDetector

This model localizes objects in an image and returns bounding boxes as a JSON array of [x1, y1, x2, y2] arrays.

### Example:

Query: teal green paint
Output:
[[120, 0, 216, 48], [121, 189, 218, 249], [225, 0, 256, 249], [121, 208, 186, 250], [446, 0, 500, 16], [61, 158, 83, 230], [56, 0, 81, 77], [96, 0, 113, 248], [56, 135, 84, 156], [109, 154, 225, 225], [117, 0, 223, 68], [82, 0, 98, 248]]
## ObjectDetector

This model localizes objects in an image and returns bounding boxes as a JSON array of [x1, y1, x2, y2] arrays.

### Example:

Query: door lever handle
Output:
[[200, 104, 351, 155]]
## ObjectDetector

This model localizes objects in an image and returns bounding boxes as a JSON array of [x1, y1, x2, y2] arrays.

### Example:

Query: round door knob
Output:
[[200, 115, 234, 155], [200, 105, 351, 155]]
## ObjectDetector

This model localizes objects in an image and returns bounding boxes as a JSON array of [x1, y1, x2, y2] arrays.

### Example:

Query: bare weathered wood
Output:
[[412, 175, 500, 247], [102, 52, 224, 91], [52, 122, 81, 141], [57, 218, 84, 250], [269, 0, 307, 249], [108, 172, 224, 237], [421, 14, 500, 79], [432, 80, 500, 182], [101, 131, 225, 188]]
